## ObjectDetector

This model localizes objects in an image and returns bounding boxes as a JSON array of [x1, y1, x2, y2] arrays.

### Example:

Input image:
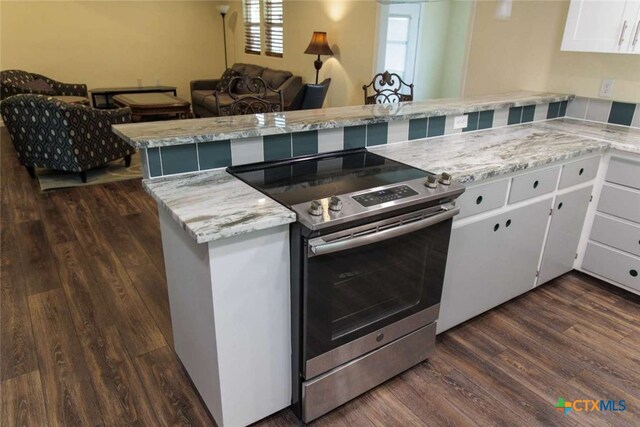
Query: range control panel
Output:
[[352, 185, 419, 207]]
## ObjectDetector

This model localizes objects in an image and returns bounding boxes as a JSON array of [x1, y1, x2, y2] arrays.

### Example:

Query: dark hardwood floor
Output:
[[1, 126, 639, 426]]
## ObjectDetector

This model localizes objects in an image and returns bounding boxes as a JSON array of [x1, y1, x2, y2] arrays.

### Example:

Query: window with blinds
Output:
[[243, 0, 261, 55], [264, 0, 284, 57]]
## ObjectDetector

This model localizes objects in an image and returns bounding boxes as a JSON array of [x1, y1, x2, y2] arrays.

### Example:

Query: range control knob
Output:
[[439, 172, 452, 185], [308, 200, 323, 216], [424, 175, 438, 189], [329, 196, 343, 212]]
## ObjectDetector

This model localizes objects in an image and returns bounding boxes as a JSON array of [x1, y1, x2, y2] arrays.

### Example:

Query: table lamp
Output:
[[304, 32, 334, 84]]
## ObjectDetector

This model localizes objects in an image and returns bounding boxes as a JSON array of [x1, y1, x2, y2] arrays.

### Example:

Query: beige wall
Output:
[[0, 0, 223, 101], [465, 0, 640, 103], [222, 0, 378, 107]]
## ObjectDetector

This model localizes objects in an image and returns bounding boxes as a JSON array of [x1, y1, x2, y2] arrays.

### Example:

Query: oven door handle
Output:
[[309, 206, 460, 257]]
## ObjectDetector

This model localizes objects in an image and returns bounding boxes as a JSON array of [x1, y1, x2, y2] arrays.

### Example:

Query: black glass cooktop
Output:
[[227, 149, 429, 207]]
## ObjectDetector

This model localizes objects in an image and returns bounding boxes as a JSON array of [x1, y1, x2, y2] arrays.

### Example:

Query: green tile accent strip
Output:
[[478, 110, 494, 130], [160, 144, 198, 175], [559, 100, 568, 117], [427, 116, 446, 137], [292, 130, 319, 156], [263, 134, 292, 161], [344, 125, 366, 149], [366, 122, 388, 146], [147, 148, 162, 177], [408, 118, 428, 140], [508, 107, 522, 125], [521, 105, 536, 123], [608, 102, 636, 126], [198, 140, 232, 170], [463, 112, 479, 132], [547, 102, 560, 119]]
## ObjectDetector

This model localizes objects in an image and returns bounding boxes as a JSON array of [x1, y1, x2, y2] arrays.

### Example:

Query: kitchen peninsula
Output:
[[113, 92, 640, 426]]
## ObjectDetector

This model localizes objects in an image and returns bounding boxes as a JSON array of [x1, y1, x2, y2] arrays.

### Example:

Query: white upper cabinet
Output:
[[561, 0, 640, 54]]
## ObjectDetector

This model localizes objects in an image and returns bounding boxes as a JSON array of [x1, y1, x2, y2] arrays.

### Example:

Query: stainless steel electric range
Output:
[[228, 148, 464, 422]]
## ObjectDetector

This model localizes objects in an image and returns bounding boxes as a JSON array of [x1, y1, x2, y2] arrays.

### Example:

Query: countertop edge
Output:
[[115, 92, 574, 149]]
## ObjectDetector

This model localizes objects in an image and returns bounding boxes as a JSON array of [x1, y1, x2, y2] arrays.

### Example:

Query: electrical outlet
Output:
[[600, 79, 614, 98], [453, 115, 468, 129]]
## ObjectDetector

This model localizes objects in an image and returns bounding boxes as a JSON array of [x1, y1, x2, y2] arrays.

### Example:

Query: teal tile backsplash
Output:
[[161, 144, 198, 175], [147, 148, 162, 177], [292, 130, 319, 156], [366, 123, 388, 146], [427, 116, 446, 137], [263, 134, 292, 161], [408, 118, 427, 140], [608, 102, 636, 126], [344, 125, 367, 149], [198, 140, 232, 170]]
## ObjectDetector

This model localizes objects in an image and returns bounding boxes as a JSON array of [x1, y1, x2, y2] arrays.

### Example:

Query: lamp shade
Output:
[[304, 32, 334, 56], [217, 4, 230, 15]]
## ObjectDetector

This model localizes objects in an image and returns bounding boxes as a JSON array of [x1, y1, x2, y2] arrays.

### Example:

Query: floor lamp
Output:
[[217, 5, 230, 69]]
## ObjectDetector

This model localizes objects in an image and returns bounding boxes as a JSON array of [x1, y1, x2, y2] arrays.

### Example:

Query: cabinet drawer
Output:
[[508, 166, 560, 204], [606, 157, 640, 190], [582, 243, 640, 292], [558, 156, 600, 189], [590, 214, 640, 258], [597, 184, 640, 224], [456, 179, 508, 220]]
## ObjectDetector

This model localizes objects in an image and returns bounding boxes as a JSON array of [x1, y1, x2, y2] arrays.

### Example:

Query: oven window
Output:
[[305, 218, 450, 360]]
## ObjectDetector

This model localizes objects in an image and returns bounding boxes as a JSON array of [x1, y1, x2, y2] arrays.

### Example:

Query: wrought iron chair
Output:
[[214, 75, 284, 116], [288, 78, 331, 111], [363, 71, 414, 105]]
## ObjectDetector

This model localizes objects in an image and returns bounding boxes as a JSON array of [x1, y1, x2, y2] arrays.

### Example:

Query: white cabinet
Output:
[[438, 198, 552, 333], [561, 0, 640, 54], [538, 186, 593, 285]]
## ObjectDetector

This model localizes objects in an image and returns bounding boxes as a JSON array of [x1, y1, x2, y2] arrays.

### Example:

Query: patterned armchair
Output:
[[1, 69, 88, 100], [0, 94, 135, 183]]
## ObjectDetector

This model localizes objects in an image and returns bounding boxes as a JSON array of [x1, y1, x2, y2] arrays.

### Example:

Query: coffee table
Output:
[[90, 85, 177, 109], [112, 93, 192, 121]]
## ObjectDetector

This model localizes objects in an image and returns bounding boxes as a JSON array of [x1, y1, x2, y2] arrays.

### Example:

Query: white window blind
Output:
[[264, 0, 284, 57], [243, 0, 261, 54]]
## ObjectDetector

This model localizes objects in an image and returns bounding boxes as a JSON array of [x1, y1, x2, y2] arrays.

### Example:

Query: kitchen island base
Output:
[[159, 208, 292, 427]]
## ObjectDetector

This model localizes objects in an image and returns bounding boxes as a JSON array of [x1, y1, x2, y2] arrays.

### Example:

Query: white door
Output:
[[561, 0, 640, 53], [628, 3, 640, 53], [376, 3, 422, 83]]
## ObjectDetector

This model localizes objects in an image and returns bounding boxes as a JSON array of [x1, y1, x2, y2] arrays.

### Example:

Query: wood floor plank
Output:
[[133, 346, 213, 426], [14, 220, 61, 295], [51, 242, 113, 333], [0, 255, 38, 381], [28, 289, 103, 426], [35, 190, 77, 245], [122, 212, 166, 274], [79, 325, 159, 426], [94, 214, 154, 269], [101, 182, 142, 217], [90, 250, 166, 357], [0, 371, 48, 427], [126, 262, 174, 347]]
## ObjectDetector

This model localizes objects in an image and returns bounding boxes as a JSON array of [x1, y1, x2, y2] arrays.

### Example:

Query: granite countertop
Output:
[[143, 170, 296, 243], [533, 118, 640, 154], [369, 125, 610, 184], [113, 91, 572, 149], [143, 118, 640, 244]]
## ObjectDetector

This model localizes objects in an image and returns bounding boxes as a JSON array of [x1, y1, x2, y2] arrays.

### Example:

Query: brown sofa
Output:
[[191, 63, 303, 118]]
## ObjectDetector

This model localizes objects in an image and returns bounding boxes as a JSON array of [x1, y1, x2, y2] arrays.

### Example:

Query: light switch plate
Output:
[[599, 79, 614, 98], [453, 115, 468, 129]]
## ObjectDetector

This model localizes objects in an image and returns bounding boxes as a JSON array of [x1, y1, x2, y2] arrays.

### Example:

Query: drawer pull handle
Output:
[[506, 219, 512, 227], [533, 180, 539, 189], [494, 223, 500, 232], [558, 202, 563, 210], [476, 196, 483, 205], [631, 269, 638, 278], [579, 168, 584, 176], [376, 333, 385, 342]]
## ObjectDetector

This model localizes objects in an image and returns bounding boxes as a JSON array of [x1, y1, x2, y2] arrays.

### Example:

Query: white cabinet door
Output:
[[561, 0, 640, 53], [437, 198, 552, 333], [538, 187, 593, 285], [627, 4, 640, 53]]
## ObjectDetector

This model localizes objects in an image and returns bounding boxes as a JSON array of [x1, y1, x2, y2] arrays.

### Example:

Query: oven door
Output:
[[302, 204, 458, 379]]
